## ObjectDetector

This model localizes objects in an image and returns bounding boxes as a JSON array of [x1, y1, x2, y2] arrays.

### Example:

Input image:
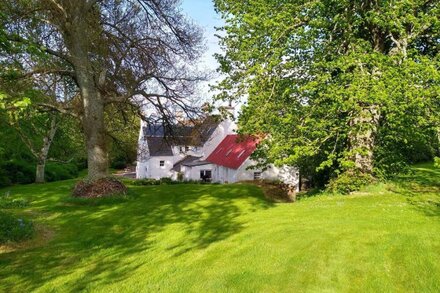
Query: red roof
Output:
[[206, 135, 258, 169]]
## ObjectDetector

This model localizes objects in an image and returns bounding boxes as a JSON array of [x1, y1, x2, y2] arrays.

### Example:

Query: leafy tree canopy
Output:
[[214, 0, 440, 191]]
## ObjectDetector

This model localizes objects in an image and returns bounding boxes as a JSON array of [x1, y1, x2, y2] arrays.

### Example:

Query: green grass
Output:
[[0, 164, 440, 292]]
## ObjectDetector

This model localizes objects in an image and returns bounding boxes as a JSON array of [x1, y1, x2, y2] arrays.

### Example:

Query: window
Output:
[[237, 150, 246, 158], [185, 146, 190, 152], [254, 172, 262, 180], [200, 170, 212, 182], [159, 160, 165, 167], [226, 149, 233, 156]]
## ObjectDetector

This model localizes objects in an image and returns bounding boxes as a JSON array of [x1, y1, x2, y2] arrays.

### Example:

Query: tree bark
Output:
[[63, 5, 109, 181], [35, 114, 58, 183], [35, 163, 46, 183], [348, 104, 381, 174]]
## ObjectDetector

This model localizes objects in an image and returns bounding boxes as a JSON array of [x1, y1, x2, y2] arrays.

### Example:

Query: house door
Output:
[[200, 170, 212, 182]]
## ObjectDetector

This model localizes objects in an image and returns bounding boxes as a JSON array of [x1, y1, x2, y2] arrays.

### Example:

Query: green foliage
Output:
[[132, 178, 161, 186], [1, 159, 36, 185], [327, 172, 375, 195], [45, 163, 79, 182], [110, 158, 128, 170], [0, 159, 79, 187], [434, 157, 440, 168], [0, 211, 33, 244], [106, 105, 140, 169], [0, 169, 12, 188], [0, 192, 29, 208], [159, 177, 173, 185], [132, 177, 216, 186], [214, 0, 440, 190]]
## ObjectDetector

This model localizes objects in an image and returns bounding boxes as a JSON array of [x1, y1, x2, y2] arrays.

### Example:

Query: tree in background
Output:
[[1, 0, 205, 191], [214, 0, 440, 192]]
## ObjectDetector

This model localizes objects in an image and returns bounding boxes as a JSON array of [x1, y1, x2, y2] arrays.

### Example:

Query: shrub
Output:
[[111, 159, 127, 170], [159, 177, 173, 185], [1, 159, 35, 184], [133, 178, 160, 186], [0, 211, 34, 244], [0, 197, 29, 209], [434, 157, 440, 168], [0, 169, 12, 188], [327, 171, 375, 194], [132, 178, 220, 186], [45, 162, 79, 182]]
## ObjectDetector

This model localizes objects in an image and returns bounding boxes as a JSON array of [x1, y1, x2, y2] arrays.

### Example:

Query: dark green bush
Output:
[[45, 162, 79, 182], [1, 160, 35, 184], [159, 177, 173, 185], [327, 171, 375, 194], [132, 178, 161, 186], [0, 211, 34, 244], [132, 178, 218, 186], [0, 169, 12, 188], [111, 159, 127, 170]]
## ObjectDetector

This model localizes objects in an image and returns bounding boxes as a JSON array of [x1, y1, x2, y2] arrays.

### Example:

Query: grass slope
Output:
[[0, 164, 439, 292]]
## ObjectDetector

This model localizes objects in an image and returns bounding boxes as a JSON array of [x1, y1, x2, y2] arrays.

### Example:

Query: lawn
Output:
[[1, 165, 440, 292]]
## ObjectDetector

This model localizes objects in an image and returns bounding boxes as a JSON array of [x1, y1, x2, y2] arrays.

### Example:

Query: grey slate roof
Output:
[[146, 137, 173, 156], [143, 116, 222, 157], [172, 155, 211, 172]]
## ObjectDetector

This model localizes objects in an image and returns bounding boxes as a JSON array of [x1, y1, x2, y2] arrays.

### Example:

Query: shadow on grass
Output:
[[391, 163, 440, 218], [0, 183, 272, 291]]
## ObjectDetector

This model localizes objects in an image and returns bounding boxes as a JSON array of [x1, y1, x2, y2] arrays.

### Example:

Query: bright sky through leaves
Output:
[[181, 0, 224, 99]]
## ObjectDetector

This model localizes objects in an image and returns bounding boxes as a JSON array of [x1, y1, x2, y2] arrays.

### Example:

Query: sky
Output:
[[180, 0, 224, 99]]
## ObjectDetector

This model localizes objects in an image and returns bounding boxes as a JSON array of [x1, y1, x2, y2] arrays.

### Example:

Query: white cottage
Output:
[[136, 115, 236, 180], [136, 116, 299, 191]]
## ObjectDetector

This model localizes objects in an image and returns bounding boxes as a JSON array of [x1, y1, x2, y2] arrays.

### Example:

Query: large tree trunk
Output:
[[82, 92, 108, 180], [348, 104, 381, 174], [64, 6, 109, 181]]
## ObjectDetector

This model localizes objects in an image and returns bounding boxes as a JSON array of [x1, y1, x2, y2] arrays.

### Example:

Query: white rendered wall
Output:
[[180, 164, 215, 181], [136, 119, 149, 179], [137, 156, 175, 179], [235, 159, 299, 190], [201, 119, 236, 160], [210, 158, 300, 191]]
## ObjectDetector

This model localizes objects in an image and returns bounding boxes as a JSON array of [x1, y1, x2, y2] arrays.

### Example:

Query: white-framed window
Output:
[[160, 160, 165, 167], [253, 172, 262, 180]]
